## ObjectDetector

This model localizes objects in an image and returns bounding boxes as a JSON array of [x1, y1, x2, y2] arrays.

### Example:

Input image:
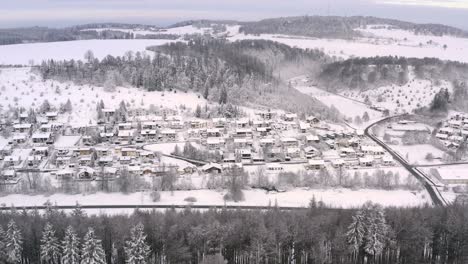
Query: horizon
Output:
[[1, 0, 468, 30]]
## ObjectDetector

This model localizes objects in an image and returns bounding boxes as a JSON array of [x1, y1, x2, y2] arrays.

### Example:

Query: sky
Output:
[[1, 0, 468, 29]]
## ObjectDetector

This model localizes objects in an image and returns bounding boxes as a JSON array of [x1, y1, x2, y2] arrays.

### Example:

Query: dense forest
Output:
[[239, 16, 468, 39], [0, 202, 467, 264], [0, 26, 139, 46], [37, 39, 341, 120]]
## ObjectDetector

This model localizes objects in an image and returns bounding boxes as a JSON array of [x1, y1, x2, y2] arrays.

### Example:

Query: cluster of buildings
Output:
[[435, 112, 468, 150], [0, 106, 395, 187]]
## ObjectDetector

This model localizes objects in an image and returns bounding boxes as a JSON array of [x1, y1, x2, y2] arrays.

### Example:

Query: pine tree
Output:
[[361, 203, 390, 260], [81, 228, 106, 264], [72, 202, 86, 218], [111, 243, 119, 264], [6, 220, 23, 263], [0, 226, 7, 262], [124, 223, 150, 264], [62, 226, 80, 264], [41, 223, 60, 264], [346, 212, 365, 257]]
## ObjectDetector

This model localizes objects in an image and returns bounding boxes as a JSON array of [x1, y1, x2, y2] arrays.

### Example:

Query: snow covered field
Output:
[[0, 188, 431, 211], [392, 144, 446, 165], [229, 25, 468, 62], [0, 68, 208, 127], [343, 76, 453, 114], [294, 83, 381, 122], [0, 39, 176, 65]]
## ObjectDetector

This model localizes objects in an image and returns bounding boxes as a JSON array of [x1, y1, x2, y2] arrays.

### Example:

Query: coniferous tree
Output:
[[124, 223, 151, 264], [62, 226, 80, 264], [41, 223, 61, 264], [81, 228, 106, 264], [6, 220, 23, 264], [346, 212, 365, 261], [0, 226, 7, 262]]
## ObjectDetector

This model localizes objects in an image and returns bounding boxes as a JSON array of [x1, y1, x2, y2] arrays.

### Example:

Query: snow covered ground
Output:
[[229, 24, 468, 63], [0, 67, 208, 127], [293, 82, 382, 122], [0, 39, 176, 65], [343, 76, 453, 114], [0, 188, 431, 211], [392, 144, 446, 165]]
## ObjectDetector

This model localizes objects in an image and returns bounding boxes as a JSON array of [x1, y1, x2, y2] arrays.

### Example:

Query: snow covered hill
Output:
[[0, 39, 177, 65], [229, 24, 468, 63], [0, 67, 207, 127]]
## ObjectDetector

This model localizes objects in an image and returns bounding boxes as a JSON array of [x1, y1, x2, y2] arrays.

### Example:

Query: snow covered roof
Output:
[[308, 159, 325, 165], [32, 132, 51, 139], [207, 137, 224, 144]]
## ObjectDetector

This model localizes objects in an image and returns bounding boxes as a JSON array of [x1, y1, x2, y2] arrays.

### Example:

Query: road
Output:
[[365, 116, 449, 206]]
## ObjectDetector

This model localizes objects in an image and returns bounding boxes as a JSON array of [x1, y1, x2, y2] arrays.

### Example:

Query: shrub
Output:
[[184, 197, 197, 203], [150, 191, 161, 202]]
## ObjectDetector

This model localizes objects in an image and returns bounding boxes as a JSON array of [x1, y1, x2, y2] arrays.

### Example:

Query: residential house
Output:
[[281, 137, 298, 148], [234, 128, 252, 138], [304, 146, 319, 159], [45, 111, 58, 121], [13, 123, 32, 133], [160, 129, 177, 141], [306, 159, 325, 170], [32, 132, 53, 144], [212, 118, 227, 128], [359, 156, 374, 167], [118, 130, 135, 143], [201, 163, 223, 174], [207, 137, 225, 150], [306, 135, 320, 144]]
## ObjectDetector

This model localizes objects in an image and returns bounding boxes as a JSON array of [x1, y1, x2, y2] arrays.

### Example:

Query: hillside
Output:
[[36, 38, 340, 120], [316, 56, 468, 113], [239, 16, 468, 39]]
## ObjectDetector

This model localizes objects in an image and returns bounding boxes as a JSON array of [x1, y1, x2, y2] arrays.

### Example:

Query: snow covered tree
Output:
[[62, 226, 80, 264], [40, 99, 51, 113], [5, 220, 23, 263], [61, 99, 73, 113], [111, 243, 119, 264], [124, 223, 150, 264], [346, 212, 365, 259], [195, 104, 202, 118], [81, 228, 106, 264], [0, 225, 7, 262], [41, 223, 60, 264], [362, 202, 392, 260], [354, 116, 362, 125], [362, 111, 370, 122], [84, 50, 95, 63]]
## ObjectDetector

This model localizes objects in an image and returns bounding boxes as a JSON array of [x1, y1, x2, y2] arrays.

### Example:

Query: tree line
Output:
[[0, 202, 467, 264]]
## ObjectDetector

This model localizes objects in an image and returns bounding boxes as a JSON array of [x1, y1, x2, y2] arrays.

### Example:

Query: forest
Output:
[[37, 39, 341, 121], [0, 26, 139, 46], [239, 16, 468, 39], [0, 202, 467, 264]]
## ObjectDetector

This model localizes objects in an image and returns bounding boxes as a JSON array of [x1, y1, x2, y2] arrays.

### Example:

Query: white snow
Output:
[[343, 75, 453, 114], [0, 67, 208, 127], [391, 144, 446, 165], [0, 39, 177, 65], [229, 25, 468, 63], [294, 83, 382, 121], [0, 188, 431, 210]]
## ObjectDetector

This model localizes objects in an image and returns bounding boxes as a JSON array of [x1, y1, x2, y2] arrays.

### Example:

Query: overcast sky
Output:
[[1, 0, 468, 29]]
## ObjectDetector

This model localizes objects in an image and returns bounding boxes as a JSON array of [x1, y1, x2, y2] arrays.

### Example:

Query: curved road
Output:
[[365, 116, 449, 206]]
